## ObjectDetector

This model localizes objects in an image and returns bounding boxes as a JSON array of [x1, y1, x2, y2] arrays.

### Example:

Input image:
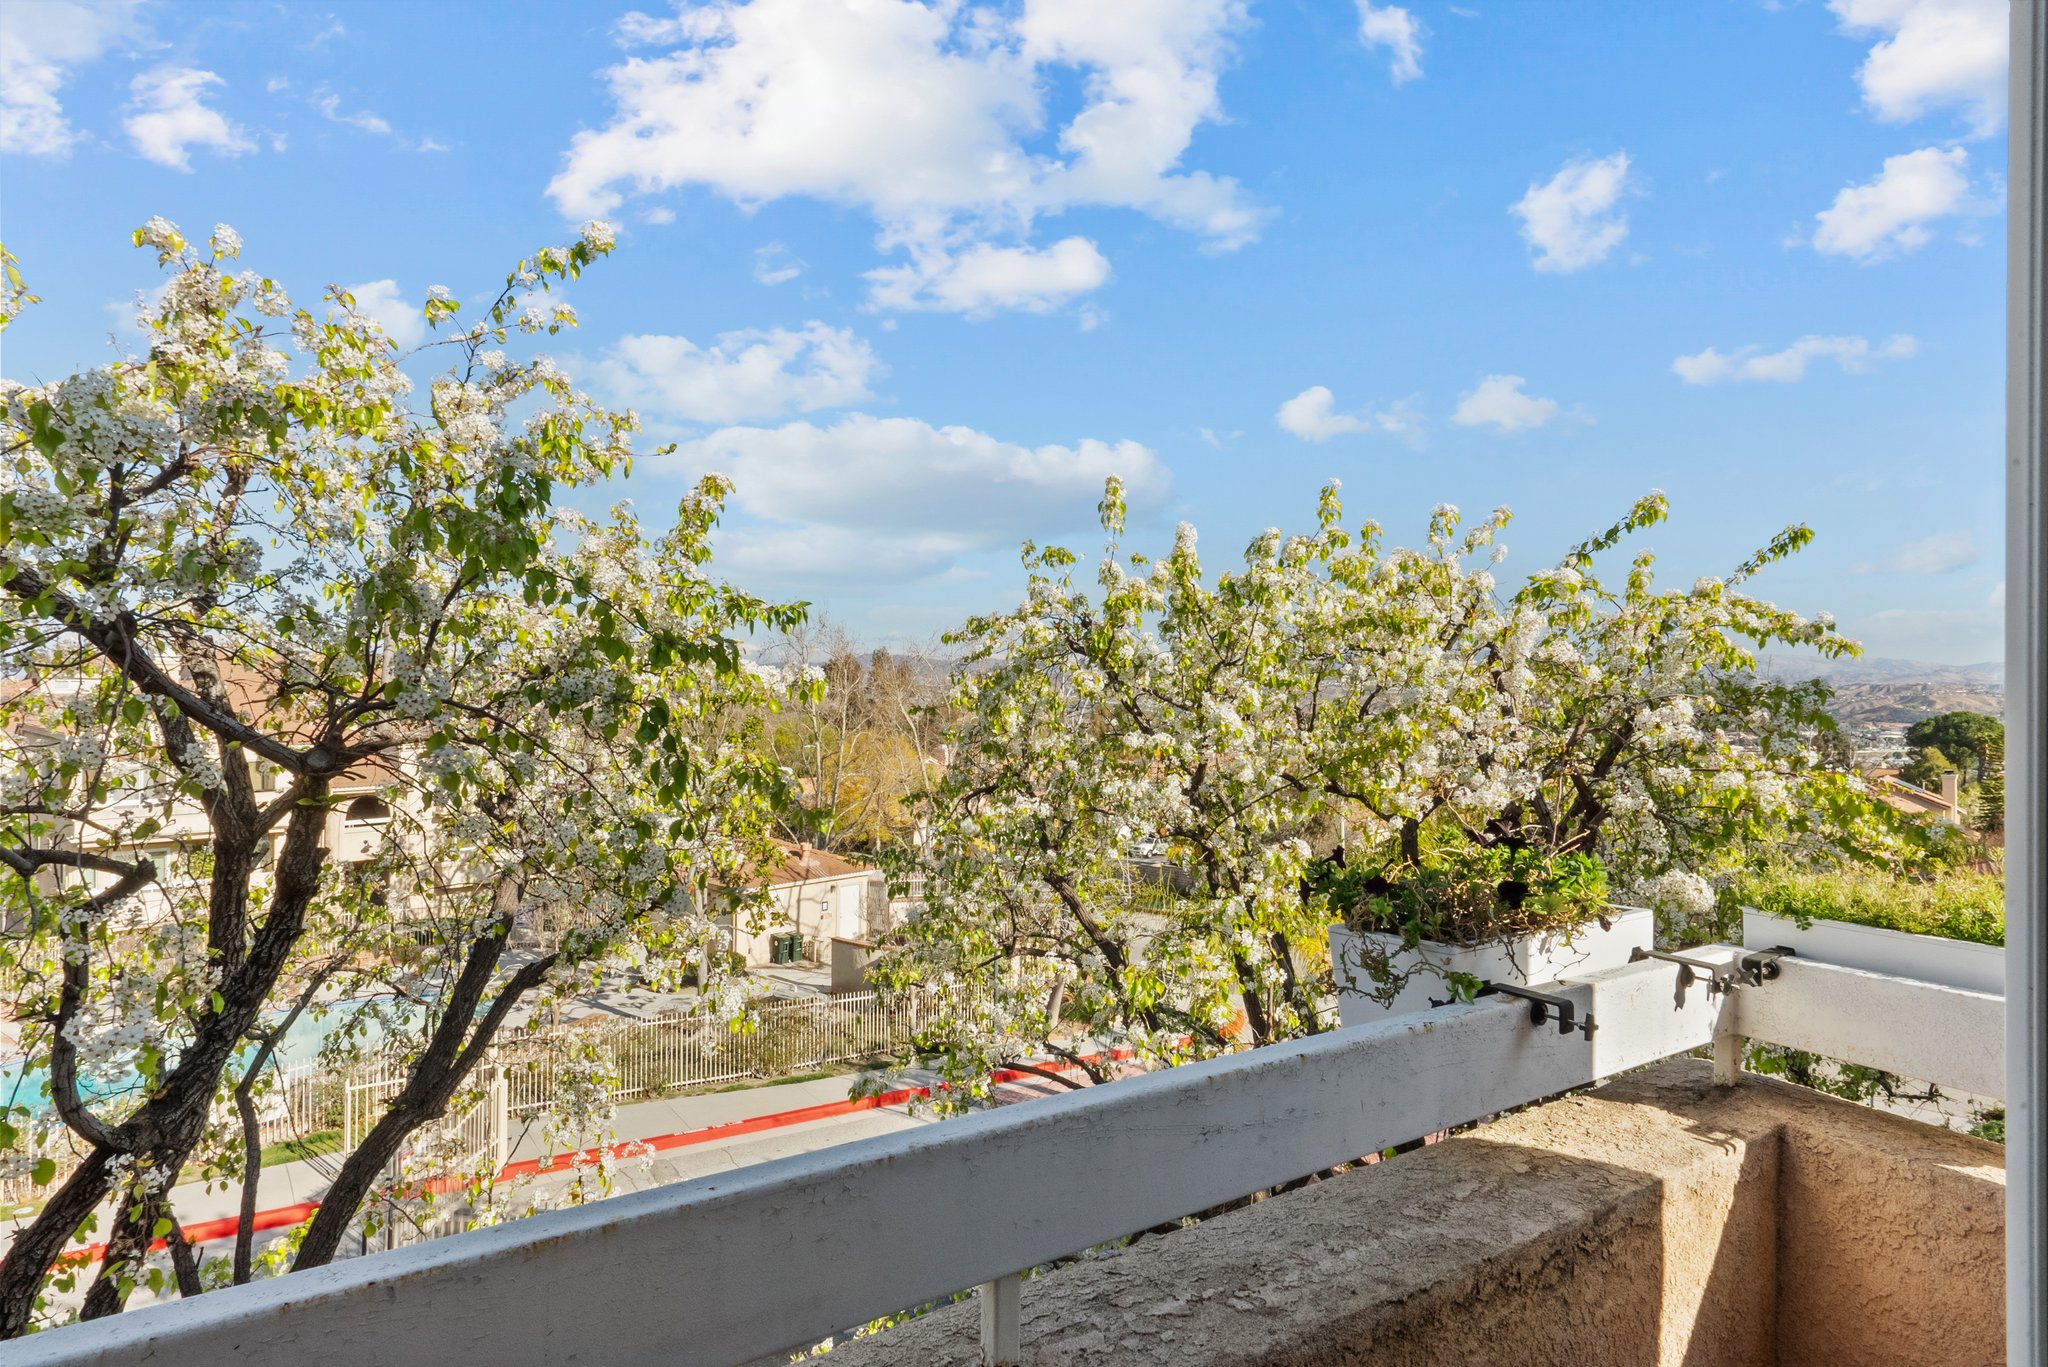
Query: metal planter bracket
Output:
[[1736, 945, 1796, 988], [1629, 945, 1795, 997], [1477, 981, 1596, 1038]]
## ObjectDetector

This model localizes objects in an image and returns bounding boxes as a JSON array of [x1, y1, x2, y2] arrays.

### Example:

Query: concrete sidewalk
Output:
[[503, 1071, 887, 1162]]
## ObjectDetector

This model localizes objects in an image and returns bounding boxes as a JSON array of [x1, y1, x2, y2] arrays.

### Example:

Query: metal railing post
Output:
[[492, 1062, 510, 1172], [979, 1272, 1021, 1367]]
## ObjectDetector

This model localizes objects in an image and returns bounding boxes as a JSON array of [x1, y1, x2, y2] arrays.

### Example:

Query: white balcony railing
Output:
[[11, 941, 2004, 1367]]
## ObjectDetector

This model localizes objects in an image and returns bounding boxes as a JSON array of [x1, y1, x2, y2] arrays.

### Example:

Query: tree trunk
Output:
[[165, 1219, 204, 1299], [232, 1086, 263, 1285], [1271, 932, 1322, 1036], [290, 1077, 456, 1271], [80, 1175, 167, 1320], [293, 895, 550, 1272], [0, 1149, 116, 1337], [0, 790, 332, 1335], [1232, 952, 1274, 1044]]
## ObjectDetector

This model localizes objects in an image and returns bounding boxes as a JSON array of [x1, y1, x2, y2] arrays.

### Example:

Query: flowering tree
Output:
[[0, 220, 801, 1329], [873, 480, 1893, 1101]]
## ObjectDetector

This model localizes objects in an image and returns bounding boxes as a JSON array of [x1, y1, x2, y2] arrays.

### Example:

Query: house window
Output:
[[343, 795, 391, 825]]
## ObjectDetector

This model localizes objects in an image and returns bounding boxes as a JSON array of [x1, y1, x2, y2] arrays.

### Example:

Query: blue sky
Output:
[[0, 0, 2011, 662]]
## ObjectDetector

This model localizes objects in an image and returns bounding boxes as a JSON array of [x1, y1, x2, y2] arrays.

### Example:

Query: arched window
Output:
[[343, 795, 391, 825]]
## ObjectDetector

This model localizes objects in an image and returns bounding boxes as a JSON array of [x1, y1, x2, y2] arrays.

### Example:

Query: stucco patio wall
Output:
[[823, 1058, 2004, 1366]]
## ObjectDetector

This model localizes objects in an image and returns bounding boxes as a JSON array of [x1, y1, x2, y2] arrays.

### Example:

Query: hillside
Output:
[[1759, 656, 2004, 725]]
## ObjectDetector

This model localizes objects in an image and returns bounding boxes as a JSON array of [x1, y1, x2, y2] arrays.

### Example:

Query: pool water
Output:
[[0, 996, 425, 1116]]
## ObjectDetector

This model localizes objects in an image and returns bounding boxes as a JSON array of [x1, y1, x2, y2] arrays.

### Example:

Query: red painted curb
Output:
[[57, 1048, 1139, 1267], [494, 1085, 930, 1183]]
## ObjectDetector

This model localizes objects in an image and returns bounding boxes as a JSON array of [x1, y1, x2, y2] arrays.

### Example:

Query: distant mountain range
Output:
[[1759, 656, 2004, 725]]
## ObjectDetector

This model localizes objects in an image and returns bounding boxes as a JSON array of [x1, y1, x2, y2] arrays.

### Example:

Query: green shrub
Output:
[[1727, 864, 2003, 947]]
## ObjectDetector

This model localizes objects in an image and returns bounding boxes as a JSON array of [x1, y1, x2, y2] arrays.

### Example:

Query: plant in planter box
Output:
[[1316, 842, 1614, 1009]]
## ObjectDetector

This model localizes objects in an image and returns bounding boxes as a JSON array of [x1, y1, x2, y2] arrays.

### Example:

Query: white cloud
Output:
[[865, 237, 1111, 316], [1450, 375, 1560, 433], [103, 277, 170, 343], [752, 243, 804, 286], [1275, 386, 1420, 443], [1, 0, 150, 157], [550, 0, 1259, 316], [1872, 531, 1980, 574], [1672, 333, 1918, 384], [313, 88, 391, 137], [1811, 145, 1976, 260], [340, 280, 425, 350], [672, 412, 1168, 583], [1510, 152, 1632, 274], [1829, 0, 2007, 137], [124, 66, 254, 171], [312, 85, 445, 152], [588, 323, 881, 425], [611, 8, 699, 45], [1357, 4, 1424, 85]]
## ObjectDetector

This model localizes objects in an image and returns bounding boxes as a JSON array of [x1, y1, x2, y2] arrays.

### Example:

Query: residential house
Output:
[[1869, 768, 1964, 824], [728, 841, 885, 966]]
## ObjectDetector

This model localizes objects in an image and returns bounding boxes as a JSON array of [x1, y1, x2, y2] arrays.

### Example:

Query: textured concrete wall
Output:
[[822, 1059, 2002, 1367], [1775, 1108, 2006, 1366]]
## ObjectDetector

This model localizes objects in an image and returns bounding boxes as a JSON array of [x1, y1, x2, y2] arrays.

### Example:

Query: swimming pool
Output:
[[0, 996, 425, 1116]]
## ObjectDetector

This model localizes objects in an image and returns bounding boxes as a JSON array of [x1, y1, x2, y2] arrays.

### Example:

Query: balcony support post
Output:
[[1712, 1030, 1742, 1087], [979, 1271, 1020, 1367]]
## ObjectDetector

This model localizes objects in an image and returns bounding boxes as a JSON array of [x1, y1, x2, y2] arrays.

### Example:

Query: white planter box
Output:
[[1330, 907, 1655, 1028], [1742, 908, 2004, 997]]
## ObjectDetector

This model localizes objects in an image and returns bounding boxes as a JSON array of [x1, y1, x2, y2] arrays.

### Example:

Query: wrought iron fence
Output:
[[492, 989, 919, 1119], [0, 1060, 345, 1207], [344, 990, 923, 1150]]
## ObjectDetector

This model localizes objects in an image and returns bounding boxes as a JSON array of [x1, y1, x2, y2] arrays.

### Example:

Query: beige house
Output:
[[728, 841, 886, 966], [19, 758, 411, 934], [6, 667, 430, 933], [1870, 768, 1963, 823]]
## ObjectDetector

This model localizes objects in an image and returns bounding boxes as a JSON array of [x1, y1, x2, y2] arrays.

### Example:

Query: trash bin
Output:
[[768, 934, 789, 965]]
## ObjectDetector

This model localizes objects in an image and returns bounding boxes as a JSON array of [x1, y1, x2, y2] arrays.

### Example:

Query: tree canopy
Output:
[[870, 482, 1902, 1104], [0, 219, 800, 1329], [1903, 711, 2003, 784]]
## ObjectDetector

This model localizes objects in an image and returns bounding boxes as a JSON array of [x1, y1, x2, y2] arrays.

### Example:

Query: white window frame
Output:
[[2007, 4, 2044, 1363]]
